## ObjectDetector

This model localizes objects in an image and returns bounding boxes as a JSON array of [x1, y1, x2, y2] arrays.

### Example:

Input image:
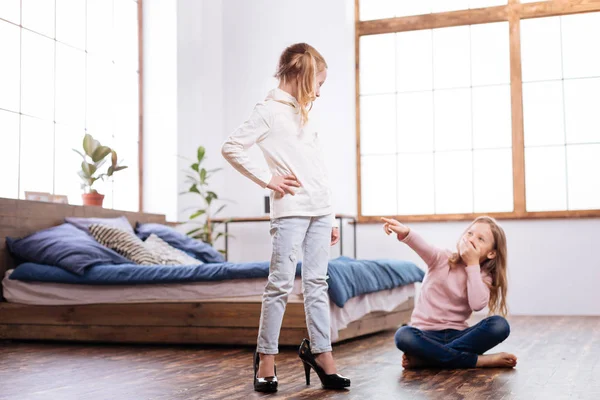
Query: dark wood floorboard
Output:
[[1, 316, 599, 400]]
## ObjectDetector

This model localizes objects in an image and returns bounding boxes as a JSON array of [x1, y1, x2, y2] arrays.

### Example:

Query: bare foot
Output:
[[476, 352, 517, 368], [315, 351, 338, 374], [402, 354, 430, 369], [257, 354, 275, 378]]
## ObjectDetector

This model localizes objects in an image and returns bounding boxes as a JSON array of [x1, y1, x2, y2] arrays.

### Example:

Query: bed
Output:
[[0, 198, 422, 345]]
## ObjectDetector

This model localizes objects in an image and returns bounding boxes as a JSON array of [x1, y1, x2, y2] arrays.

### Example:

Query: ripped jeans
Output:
[[256, 215, 333, 355]]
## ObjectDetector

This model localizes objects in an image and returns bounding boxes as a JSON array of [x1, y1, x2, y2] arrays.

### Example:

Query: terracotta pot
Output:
[[82, 192, 105, 207]]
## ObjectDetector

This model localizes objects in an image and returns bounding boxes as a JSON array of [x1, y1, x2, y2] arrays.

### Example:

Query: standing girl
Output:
[[222, 43, 350, 392], [382, 216, 517, 369]]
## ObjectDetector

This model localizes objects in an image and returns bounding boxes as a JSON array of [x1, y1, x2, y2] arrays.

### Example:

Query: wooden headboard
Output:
[[0, 197, 166, 299]]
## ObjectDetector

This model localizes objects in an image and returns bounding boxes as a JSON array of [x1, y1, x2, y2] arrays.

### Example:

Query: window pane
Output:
[[472, 85, 512, 149], [86, 55, 114, 140], [87, 0, 113, 57], [22, 0, 55, 38], [114, 69, 139, 142], [397, 153, 434, 215], [361, 155, 397, 216], [473, 149, 513, 213], [431, 0, 469, 13], [359, 0, 396, 21], [0, 21, 20, 112], [0, 0, 20, 25], [435, 150, 473, 214], [396, 30, 433, 92], [561, 12, 600, 79], [434, 88, 472, 151], [521, 17, 562, 82], [20, 116, 54, 197], [360, 94, 396, 155], [114, 0, 138, 69], [360, 34, 396, 95], [471, 22, 509, 86], [21, 30, 55, 120], [567, 144, 600, 210], [523, 81, 564, 147], [564, 78, 600, 145], [56, 0, 86, 49], [56, 44, 86, 129], [433, 26, 470, 89], [54, 124, 84, 205], [112, 139, 139, 212], [397, 91, 434, 153], [396, 1, 431, 17], [525, 146, 567, 212], [0, 110, 20, 198]]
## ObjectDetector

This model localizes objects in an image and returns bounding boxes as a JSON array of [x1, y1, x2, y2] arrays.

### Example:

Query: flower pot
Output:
[[82, 192, 105, 207]]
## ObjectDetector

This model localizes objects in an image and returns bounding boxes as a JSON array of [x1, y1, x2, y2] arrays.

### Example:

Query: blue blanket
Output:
[[8, 256, 424, 308]]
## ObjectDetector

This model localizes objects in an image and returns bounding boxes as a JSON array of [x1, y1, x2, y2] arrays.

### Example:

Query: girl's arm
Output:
[[382, 218, 444, 268], [221, 104, 273, 188], [465, 266, 492, 311]]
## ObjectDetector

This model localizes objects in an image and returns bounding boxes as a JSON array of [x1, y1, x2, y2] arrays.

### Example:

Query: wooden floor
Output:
[[0, 316, 599, 400]]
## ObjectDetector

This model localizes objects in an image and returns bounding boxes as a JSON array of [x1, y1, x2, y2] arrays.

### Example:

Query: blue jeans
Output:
[[256, 215, 333, 355], [394, 316, 510, 369]]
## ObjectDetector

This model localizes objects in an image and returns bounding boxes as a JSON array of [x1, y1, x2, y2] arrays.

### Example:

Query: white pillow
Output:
[[144, 234, 202, 266]]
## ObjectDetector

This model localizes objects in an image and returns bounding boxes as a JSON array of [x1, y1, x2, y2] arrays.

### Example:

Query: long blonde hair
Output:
[[449, 216, 508, 317], [274, 43, 327, 123]]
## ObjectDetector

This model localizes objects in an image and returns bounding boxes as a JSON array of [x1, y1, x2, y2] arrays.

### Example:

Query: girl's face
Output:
[[315, 68, 327, 98], [461, 222, 497, 263]]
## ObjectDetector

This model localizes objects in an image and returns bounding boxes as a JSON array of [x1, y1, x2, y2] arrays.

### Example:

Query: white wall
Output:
[[144, 0, 600, 315]]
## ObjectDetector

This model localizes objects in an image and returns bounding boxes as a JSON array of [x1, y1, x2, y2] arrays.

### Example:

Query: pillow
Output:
[[89, 224, 161, 265], [65, 216, 134, 234], [6, 223, 130, 275], [144, 234, 203, 265], [135, 223, 225, 263]]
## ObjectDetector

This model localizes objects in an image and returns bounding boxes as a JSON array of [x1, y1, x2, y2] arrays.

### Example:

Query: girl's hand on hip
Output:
[[381, 217, 410, 240], [459, 238, 480, 266], [267, 174, 301, 196], [330, 227, 340, 246]]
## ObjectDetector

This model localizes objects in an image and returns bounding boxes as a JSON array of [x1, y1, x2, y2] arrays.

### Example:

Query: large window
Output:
[[356, 0, 600, 221], [0, 0, 141, 211]]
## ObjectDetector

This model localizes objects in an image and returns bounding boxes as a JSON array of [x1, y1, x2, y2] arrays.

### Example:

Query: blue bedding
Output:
[[8, 256, 424, 308]]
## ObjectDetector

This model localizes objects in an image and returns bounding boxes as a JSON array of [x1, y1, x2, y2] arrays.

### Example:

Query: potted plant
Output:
[[181, 146, 231, 254], [74, 133, 128, 207]]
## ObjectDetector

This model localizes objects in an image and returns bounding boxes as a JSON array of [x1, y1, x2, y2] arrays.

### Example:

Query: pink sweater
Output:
[[403, 230, 492, 331]]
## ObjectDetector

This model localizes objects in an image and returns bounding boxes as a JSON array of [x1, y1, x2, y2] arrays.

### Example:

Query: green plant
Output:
[[182, 146, 230, 253], [73, 133, 128, 193]]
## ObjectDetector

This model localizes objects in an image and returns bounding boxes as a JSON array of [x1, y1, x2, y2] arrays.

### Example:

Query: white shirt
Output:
[[222, 88, 335, 223]]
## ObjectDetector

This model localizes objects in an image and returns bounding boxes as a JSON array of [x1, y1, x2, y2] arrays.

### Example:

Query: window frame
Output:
[[0, 0, 144, 211], [355, 0, 600, 222]]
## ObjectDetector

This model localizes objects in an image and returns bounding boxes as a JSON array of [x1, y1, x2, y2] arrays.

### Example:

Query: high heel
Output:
[[298, 339, 350, 390], [253, 351, 278, 393]]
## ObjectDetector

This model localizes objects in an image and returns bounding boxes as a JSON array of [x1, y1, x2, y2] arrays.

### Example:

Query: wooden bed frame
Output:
[[0, 197, 414, 345]]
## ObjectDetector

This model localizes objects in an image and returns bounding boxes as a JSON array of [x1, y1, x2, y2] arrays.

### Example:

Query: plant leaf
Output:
[[107, 166, 114, 176], [91, 146, 111, 162], [191, 163, 199, 172], [197, 146, 206, 163], [214, 204, 227, 215], [186, 227, 202, 236], [200, 168, 207, 183], [111, 150, 118, 166], [190, 210, 206, 219], [72, 149, 86, 160], [189, 184, 200, 194], [83, 134, 101, 157], [114, 166, 127, 171]]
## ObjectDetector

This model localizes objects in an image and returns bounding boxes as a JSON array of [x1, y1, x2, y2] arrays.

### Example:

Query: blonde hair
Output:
[[449, 216, 508, 317], [275, 43, 327, 123]]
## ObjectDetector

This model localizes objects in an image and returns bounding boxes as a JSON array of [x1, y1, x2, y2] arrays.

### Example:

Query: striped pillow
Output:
[[144, 234, 202, 266], [89, 224, 161, 265]]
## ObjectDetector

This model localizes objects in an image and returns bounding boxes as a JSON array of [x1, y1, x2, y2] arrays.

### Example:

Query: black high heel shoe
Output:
[[298, 339, 350, 390], [253, 352, 278, 393]]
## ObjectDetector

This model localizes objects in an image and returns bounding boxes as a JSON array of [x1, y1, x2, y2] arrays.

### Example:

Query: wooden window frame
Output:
[[355, 0, 600, 223]]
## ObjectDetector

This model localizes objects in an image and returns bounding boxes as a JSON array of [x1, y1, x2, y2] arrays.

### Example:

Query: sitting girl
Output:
[[382, 216, 517, 369]]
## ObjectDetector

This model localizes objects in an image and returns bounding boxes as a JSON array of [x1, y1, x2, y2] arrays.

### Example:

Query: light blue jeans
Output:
[[256, 215, 333, 355]]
